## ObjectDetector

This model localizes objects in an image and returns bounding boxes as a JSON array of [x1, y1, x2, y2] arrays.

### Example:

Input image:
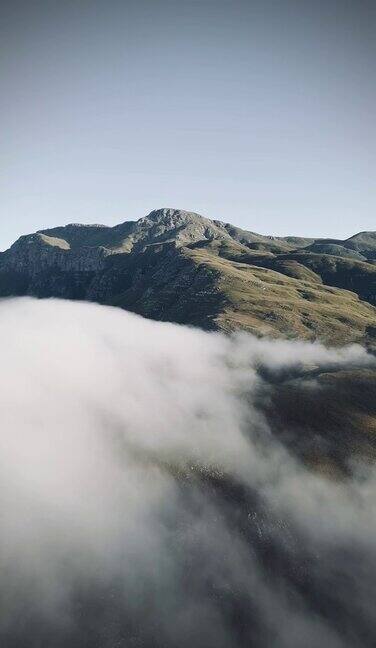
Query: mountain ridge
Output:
[[1, 208, 375, 348], [33, 208, 376, 255]]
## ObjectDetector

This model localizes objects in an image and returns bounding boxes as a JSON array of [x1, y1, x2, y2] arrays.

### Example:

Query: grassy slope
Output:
[[181, 244, 376, 349], [251, 252, 376, 306]]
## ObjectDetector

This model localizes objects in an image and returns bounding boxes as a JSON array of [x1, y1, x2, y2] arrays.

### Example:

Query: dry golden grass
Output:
[[184, 246, 376, 349]]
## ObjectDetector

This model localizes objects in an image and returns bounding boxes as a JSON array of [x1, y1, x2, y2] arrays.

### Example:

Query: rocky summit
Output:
[[1, 208, 375, 349]]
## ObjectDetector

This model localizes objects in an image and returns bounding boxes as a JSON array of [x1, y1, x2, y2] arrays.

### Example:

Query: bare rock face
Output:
[[135, 208, 230, 246], [3, 234, 110, 273], [0, 208, 375, 346]]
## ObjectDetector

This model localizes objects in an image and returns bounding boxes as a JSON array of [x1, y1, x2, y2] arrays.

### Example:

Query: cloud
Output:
[[0, 297, 375, 648]]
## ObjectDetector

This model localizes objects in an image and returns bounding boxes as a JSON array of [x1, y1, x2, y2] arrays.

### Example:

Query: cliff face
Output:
[[1, 208, 375, 347], [2, 233, 110, 273], [0, 234, 110, 300]]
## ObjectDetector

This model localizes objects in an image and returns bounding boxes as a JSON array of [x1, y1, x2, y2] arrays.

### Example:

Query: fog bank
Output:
[[0, 298, 375, 648]]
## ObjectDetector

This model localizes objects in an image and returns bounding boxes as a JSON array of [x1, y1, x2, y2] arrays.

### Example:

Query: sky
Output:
[[1, 0, 375, 250]]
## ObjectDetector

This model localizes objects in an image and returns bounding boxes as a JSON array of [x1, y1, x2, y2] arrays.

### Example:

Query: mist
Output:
[[0, 297, 375, 648]]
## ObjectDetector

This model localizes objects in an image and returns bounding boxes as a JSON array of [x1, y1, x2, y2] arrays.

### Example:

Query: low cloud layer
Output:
[[0, 298, 375, 648]]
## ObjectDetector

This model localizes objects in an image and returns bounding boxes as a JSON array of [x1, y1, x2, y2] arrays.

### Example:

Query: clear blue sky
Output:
[[1, 0, 375, 250]]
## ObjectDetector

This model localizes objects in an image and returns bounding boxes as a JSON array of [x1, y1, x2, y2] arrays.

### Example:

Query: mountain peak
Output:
[[143, 208, 208, 225]]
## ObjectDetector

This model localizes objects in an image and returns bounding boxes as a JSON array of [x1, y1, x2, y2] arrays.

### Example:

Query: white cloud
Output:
[[0, 297, 374, 648]]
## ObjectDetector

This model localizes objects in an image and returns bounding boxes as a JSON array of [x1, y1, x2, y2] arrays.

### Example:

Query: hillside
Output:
[[1, 208, 375, 349]]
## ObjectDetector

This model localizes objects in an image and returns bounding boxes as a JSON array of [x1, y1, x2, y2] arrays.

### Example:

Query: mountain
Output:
[[1, 208, 375, 349]]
